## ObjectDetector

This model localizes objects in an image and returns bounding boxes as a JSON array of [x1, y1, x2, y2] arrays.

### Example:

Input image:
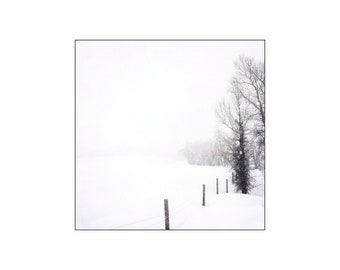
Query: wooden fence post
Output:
[[216, 178, 219, 194], [164, 199, 170, 230], [202, 184, 205, 206], [226, 179, 228, 193]]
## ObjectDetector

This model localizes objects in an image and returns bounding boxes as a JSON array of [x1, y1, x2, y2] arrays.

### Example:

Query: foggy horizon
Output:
[[76, 41, 264, 158]]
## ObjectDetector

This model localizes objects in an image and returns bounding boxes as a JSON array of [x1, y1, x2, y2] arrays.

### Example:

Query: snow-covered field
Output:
[[76, 155, 264, 229]]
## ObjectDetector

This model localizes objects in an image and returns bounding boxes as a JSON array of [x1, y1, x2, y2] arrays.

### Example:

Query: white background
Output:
[[0, 0, 339, 269]]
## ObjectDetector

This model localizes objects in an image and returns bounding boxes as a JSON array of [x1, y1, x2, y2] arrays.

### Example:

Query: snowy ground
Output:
[[76, 155, 264, 229]]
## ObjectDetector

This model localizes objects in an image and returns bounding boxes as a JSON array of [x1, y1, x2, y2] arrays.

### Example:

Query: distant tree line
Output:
[[180, 140, 225, 166]]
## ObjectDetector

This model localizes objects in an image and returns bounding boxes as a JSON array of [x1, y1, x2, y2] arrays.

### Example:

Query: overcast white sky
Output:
[[76, 41, 264, 157]]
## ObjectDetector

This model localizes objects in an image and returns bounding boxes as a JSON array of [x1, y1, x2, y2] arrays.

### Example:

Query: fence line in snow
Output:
[[112, 173, 234, 229]]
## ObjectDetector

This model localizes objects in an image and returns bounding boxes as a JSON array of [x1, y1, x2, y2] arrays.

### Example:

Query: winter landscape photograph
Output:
[[75, 40, 265, 230]]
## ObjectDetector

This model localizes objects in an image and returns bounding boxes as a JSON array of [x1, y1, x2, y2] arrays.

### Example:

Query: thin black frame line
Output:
[[74, 40, 77, 231], [75, 229, 264, 231], [264, 40, 266, 230], [75, 39, 265, 42], [74, 39, 266, 231]]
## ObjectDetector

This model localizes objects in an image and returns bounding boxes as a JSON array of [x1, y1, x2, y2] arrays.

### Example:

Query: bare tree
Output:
[[232, 56, 265, 126], [216, 90, 253, 194], [231, 56, 265, 170]]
